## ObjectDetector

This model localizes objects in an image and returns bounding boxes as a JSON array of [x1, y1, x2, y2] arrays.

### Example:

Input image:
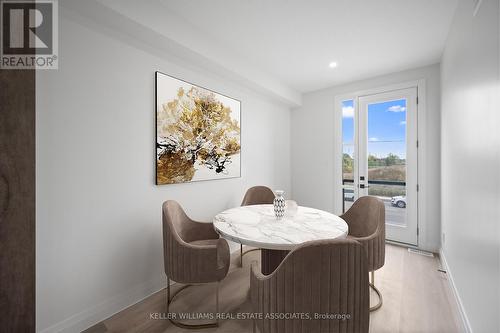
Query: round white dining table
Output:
[[213, 204, 348, 274]]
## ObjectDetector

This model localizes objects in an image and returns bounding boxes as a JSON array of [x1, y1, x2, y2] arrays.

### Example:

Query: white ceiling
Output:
[[158, 0, 457, 92], [93, 0, 457, 103]]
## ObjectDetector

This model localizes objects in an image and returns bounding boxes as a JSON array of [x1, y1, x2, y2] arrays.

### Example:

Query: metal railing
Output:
[[342, 179, 406, 212], [342, 179, 406, 186]]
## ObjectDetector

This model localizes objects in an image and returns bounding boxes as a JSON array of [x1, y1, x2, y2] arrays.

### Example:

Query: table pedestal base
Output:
[[261, 249, 289, 275]]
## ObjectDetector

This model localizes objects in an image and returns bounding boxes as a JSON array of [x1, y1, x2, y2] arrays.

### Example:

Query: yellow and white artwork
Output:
[[155, 72, 241, 185]]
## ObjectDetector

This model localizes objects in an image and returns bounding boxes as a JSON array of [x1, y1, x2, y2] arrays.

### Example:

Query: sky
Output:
[[342, 99, 407, 158]]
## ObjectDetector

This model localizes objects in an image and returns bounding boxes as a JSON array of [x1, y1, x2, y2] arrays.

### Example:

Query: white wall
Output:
[[440, 0, 500, 331], [36, 9, 291, 333], [291, 64, 441, 252]]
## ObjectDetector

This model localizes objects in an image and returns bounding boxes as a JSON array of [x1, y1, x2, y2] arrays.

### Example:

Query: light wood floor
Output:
[[84, 244, 463, 333]]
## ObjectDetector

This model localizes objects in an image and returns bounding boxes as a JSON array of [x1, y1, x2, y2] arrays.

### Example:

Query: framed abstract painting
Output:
[[155, 71, 241, 185]]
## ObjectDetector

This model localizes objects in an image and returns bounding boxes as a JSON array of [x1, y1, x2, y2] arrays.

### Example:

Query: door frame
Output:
[[333, 79, 427, 248]]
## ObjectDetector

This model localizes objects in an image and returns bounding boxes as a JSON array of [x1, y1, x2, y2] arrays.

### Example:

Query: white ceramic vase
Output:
[[273, 190, 286, 220]]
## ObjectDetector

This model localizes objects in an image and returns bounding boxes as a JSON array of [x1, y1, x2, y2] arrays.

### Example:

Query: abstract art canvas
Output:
[[155, 72, 241, 185]]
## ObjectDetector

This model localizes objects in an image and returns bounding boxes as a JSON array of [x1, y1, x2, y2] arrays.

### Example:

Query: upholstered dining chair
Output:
[[250, 239, 370, 333], [340, 196, 385, 311], [162, 200, 230, 329], [239, 186, 275, 266]]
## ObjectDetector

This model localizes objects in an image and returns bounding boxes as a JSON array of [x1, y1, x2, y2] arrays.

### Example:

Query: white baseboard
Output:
[[40, 246, 243, 333], [38, 275, 165, 333], [439, 250, 473, 333]]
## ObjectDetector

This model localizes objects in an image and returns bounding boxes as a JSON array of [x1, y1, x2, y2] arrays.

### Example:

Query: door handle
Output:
[[359, 184, 370, 189]]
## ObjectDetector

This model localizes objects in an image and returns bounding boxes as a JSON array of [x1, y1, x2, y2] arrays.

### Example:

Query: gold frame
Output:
[[166, 276, 220, 329], [369, 271, 383, 311]]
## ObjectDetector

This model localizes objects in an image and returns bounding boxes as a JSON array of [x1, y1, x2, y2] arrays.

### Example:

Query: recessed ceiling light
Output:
[[329, 62, 338, 68]]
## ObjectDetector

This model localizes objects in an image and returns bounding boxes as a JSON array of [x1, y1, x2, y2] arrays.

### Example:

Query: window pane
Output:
[[367, 99, 407, 226], [342, 100, 355, 212]]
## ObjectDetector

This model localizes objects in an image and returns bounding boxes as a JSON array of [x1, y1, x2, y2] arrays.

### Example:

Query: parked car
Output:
[[344, 189, 355, 201], [391, 195, 406, 208]]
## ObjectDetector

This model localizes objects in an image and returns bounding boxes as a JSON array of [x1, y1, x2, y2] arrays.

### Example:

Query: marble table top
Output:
[[213, 204, 348, 250]]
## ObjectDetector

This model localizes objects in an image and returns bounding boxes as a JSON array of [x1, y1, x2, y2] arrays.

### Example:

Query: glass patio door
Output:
[[342, 88, 418, 245]]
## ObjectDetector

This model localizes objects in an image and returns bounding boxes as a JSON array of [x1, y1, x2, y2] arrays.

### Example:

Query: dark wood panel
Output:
[[0, 69, 36, 332]]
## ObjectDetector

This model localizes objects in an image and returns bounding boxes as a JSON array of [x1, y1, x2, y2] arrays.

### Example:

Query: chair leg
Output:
[[239, 244, 261, 268], [215, 281, 220, 326], [240, 244, 243, 267], [166, 276, 171, 313], [369, 271, 383, 312], [166, 276, 220, 329]]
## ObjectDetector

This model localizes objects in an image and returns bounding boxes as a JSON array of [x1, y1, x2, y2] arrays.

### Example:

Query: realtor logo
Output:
[[1, 0, 58, 69]]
